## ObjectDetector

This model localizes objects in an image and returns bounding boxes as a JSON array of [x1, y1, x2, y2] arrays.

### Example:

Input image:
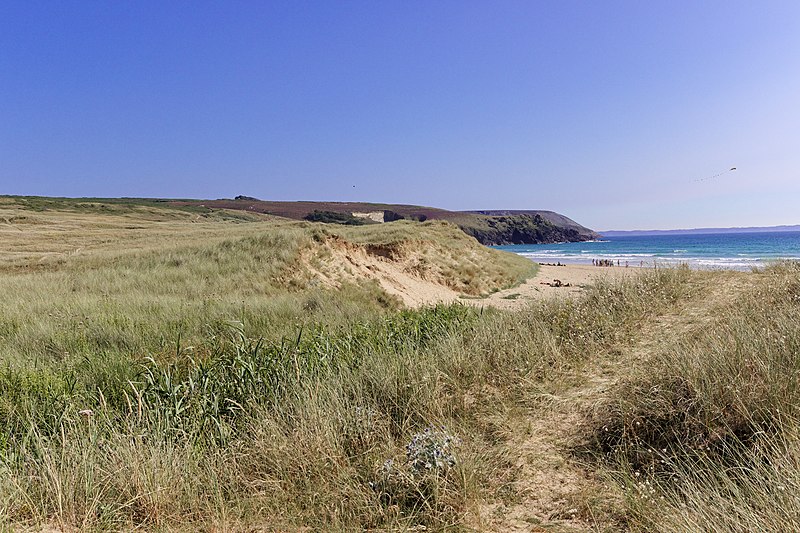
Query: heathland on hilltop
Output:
[[0, 197, 798, 531]]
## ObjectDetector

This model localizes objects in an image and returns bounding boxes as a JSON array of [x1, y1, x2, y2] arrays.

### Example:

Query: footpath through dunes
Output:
[[477, 269, 755, 532]]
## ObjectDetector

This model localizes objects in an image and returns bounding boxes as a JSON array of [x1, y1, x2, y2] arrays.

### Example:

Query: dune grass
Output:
[[589, 262, 800, 532], [0, 201, 676, 530], [3, 199, 799, 531], [0, 202, 533, 368], [0, 258, 689, 530]]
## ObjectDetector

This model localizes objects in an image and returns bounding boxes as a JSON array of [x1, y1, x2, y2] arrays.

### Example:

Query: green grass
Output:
[[5, 194, 265, 221], [0, 209, 534, 368], [1, 207, 527, 529]]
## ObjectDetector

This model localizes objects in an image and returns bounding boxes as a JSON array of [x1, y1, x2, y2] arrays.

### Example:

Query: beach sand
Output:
[[461, 263, 640, 310]]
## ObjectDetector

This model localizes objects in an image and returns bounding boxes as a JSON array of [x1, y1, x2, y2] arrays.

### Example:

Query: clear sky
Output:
[[2, 1, 799, 230]]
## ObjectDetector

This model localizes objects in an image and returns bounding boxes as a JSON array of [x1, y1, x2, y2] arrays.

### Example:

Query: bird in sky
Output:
[[694, 167, 737, 182]]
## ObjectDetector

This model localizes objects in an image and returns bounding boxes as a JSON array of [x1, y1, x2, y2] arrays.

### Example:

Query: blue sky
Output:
[[2, 1, 799, 230]]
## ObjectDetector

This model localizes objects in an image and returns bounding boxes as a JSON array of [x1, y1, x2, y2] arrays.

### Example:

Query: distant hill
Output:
[[167, 199, 601, 245], [1, 195, 599, 246], [602, 225, 800, 237]]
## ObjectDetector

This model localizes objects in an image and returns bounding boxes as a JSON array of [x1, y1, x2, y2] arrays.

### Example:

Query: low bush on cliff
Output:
[[303, 209, 372, 225]]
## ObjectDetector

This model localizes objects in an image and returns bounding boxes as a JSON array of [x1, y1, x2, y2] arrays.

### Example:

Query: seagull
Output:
[[694, 166, 737, 182]]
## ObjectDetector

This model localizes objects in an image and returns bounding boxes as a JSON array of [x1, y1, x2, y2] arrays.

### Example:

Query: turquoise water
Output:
[[494, 232, 800, 270]]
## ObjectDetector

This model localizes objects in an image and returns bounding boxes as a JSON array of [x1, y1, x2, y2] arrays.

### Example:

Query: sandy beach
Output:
[[462, 263, 640, 310]]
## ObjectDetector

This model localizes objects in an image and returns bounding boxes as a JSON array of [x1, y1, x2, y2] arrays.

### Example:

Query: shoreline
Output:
[[516, 257, 765, 272]]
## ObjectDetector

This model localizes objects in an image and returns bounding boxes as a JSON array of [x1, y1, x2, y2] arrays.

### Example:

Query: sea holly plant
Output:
[[406, 426, 460, 473], [372, 426, 462, 514]]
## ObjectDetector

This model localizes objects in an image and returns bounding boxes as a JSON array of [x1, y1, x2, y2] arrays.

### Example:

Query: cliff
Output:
[[454, 212, 600, 245], [3, 196, 599, 246]]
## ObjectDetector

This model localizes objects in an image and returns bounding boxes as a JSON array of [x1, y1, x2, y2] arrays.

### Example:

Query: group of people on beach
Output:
[[592, 258, 630, 268]]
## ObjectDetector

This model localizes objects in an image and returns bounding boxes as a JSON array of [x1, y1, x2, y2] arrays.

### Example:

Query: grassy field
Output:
[[0, 198, 798, 531]]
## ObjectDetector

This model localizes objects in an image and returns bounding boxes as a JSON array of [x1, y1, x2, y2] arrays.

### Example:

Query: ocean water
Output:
[[494, 232, 800, 270]]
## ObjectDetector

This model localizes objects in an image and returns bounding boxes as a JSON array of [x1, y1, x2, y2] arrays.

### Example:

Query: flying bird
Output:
[[694, 166, 737, 182]]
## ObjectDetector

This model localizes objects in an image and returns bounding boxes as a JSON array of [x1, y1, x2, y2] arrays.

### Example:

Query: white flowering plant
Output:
[[405, 426, 460, 473], [371, 426, 462, 516]]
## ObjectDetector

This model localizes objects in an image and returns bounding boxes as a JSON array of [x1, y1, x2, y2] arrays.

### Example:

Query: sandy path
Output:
[[462, 264, 639, 310], [477, 271, 754, 531]]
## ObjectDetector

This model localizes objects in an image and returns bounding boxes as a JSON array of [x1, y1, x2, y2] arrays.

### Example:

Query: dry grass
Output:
[[588, 263, 800, 532], [0, 200, 533, 367], [2, 197, 798, 531], [0, 199, 541, 530]]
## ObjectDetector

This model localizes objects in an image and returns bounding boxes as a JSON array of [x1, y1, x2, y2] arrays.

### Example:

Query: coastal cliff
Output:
[[457, 211, 600, 245], [165, 199, 600, 246], [6, 195, 599, 246]]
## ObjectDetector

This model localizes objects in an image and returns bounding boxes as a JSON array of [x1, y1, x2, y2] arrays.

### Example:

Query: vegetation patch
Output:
[[304, 209, 372, 225], [585, 263, 800, 531], [0, 219, 691, 530]]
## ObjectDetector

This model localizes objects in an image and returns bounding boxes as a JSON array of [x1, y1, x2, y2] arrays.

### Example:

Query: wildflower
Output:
[[406, 426, 460, 473]]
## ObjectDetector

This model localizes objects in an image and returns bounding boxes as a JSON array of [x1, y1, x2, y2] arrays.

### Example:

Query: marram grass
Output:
[[590, 262, 800, 532], [0, 261, 692, 530], [3, 200, 799, 531]]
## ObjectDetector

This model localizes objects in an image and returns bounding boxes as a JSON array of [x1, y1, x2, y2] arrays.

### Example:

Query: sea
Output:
[[494, 231, 800, 271]]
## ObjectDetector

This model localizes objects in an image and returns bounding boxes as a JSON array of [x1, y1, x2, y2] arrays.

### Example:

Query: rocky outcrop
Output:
[[463, 210, 600, 242], [351, 211, 385, 223], [457, 214, 597, 245]]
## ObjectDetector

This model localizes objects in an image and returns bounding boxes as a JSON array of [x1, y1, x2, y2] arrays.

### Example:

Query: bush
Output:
[[304, 210, 371, 225]]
